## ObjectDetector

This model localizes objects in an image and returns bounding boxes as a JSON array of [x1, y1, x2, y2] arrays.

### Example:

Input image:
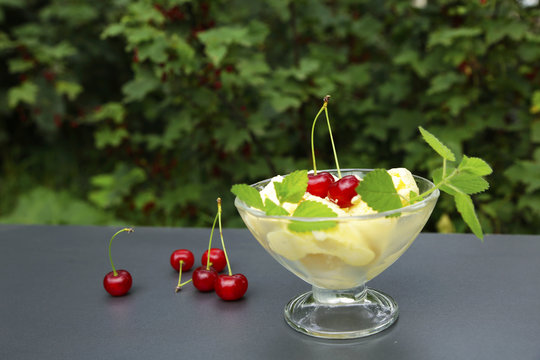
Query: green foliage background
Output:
[[1, 0, 539, 233]]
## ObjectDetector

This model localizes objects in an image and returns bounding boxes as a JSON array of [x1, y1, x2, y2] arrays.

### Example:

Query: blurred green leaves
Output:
[[0, 0, 539, 233], [0, 187, 117, 225], [89, 164, 147, 209], [8, 81, 37, 107]]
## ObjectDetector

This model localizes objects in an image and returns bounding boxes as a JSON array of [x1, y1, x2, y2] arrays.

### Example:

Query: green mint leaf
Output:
[[231, 184, 265, 211], [419, 126, 456, 161], [356, 169, 403, 212], [458, 155, 493, 176], [274, 169, 308, 204], [291, 200, 338, 217], [447, 173, 490, 195], [264, 199, 289, 216], [288, 200, 337, 232], [432, 167, 489, 196], [454, 193, 484, 240]]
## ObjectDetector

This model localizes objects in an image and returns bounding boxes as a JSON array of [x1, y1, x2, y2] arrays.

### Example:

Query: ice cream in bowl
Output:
[[232, 97, 489, 339], [234, 168, 439, 339]]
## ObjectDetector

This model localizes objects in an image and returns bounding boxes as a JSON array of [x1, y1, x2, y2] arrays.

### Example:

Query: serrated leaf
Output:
[[356, 169, 403, 212], [231, 184, 265, 211], [288, 200, 337, 233], [292, 200, 337, 218], [454, 193, 483, 240], [419, 126, 456, 161], [264, 199, 289, 216], [447, 173, 489, 195], [458, 155, 493, 176], [274, 170, 308, 204]]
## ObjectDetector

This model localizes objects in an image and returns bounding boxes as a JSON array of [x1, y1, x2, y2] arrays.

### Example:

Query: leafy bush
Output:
[[0, 0, 539, 233]]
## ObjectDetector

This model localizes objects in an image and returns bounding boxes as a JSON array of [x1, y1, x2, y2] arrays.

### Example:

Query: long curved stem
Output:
[[442, 158, 447, 179], [217, 198, 233, 276], [310, 105, 326, 175], [206, 213, 219, 270], [108, 227, 133, 277], [324, 105, 341, 179]]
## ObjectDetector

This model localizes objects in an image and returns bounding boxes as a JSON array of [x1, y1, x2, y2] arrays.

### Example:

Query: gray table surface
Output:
[[1, 224, 539, 360]]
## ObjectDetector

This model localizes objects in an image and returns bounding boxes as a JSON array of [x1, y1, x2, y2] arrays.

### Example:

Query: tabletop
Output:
[[1, 224, 539, 360]]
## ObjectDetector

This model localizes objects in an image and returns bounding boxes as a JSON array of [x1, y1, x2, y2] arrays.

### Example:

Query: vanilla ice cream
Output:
[[236, 168, 436, 289]]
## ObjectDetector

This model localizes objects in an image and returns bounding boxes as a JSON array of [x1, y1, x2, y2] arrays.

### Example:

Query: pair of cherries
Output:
[[171, 248, 248, 301], [307, 172, 359, 208]]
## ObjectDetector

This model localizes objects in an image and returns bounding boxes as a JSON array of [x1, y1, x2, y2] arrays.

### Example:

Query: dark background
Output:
[[0, 0, 539, 234]]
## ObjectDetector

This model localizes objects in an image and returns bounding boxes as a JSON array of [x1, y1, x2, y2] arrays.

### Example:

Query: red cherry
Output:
[[201, 248, 227, 272], [170, 249, 195, 272], [307, 172, 335, 198], [192, 266, 218, 292], [328, 175, 360, 208], [103, 270, 132, 296], [215, 274, 248, 301]]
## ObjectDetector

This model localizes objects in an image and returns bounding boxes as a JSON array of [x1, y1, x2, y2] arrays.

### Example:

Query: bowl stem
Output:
[[284, 284, 399, 339]]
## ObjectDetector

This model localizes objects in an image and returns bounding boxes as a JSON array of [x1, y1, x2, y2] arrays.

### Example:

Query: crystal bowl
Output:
[[234, 169, 439, 339]]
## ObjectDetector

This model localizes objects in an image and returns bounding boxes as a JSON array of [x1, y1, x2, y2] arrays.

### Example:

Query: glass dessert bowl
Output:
[[234, 169, 439, 339]]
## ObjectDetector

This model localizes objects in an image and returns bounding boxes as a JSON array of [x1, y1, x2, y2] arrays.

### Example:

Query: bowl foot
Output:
[[284, 285, 398, 339]]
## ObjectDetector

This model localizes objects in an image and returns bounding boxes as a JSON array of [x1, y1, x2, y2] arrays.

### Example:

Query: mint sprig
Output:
[[274, 170, 308, 204], [355, 169, 403, 213], [264, 199, 289, 216], [354, 128, 491, 240], [231, 184, 265, 211], [288, 200, 338, 232], [414, 127, 492, 240]]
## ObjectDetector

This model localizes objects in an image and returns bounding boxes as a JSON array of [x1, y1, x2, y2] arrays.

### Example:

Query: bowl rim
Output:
[[234, 168, 440, 221]]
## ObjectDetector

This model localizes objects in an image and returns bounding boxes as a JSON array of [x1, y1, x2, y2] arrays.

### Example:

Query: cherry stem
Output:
[[108, 227, 133, 277], [442, 158, 447, 179], [323, 96, 341, 179], [217, 198, 233, 276], [206, 211, 219, 270], [310, 102, 327, 176], [176, 260, 192, 293]]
